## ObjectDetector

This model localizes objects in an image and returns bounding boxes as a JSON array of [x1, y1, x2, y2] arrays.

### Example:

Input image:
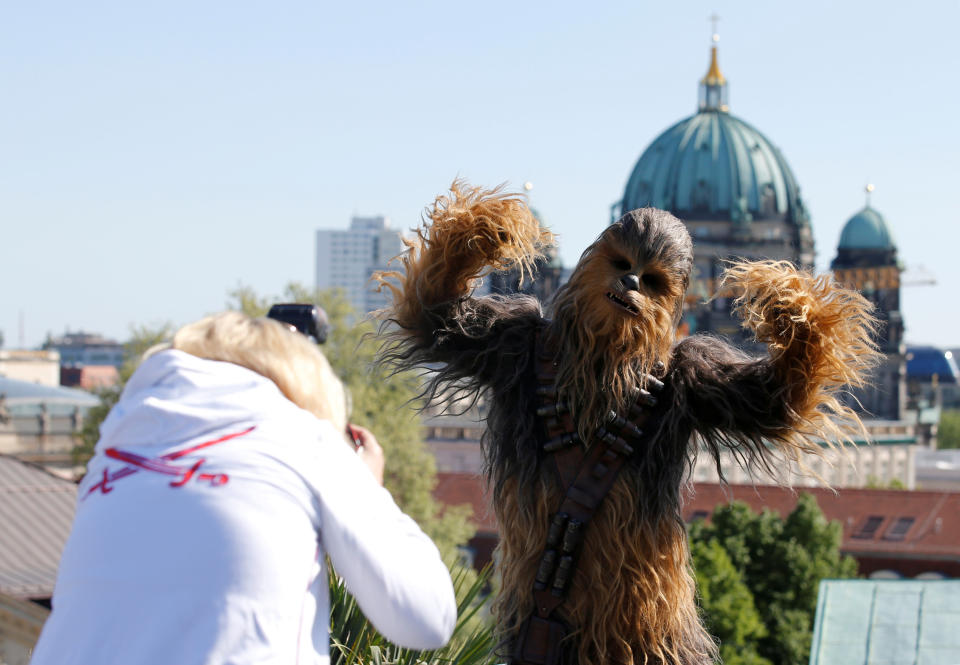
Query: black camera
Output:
[[266, 304, 330, 344]]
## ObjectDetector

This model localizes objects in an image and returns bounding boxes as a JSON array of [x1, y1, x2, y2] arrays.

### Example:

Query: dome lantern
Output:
[[698, 31, 729, 112]]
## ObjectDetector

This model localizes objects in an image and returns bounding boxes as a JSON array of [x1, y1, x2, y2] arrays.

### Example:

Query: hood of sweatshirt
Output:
[[96, 349, 301, 454]]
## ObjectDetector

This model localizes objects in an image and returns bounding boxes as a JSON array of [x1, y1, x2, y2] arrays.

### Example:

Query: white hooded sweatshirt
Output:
[[31, 349, 456, 665]]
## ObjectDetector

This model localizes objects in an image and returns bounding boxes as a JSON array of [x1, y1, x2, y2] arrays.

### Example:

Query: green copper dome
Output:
[[838, 206, 896, 250], [622, 112, 809, 225], [620, 45, 809, 228]]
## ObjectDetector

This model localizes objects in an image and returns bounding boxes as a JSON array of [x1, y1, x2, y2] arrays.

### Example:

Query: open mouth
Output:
[[606, 291, 639, 315]]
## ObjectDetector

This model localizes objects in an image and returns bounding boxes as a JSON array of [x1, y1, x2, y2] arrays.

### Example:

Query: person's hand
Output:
[[348, 424, 384, 486]]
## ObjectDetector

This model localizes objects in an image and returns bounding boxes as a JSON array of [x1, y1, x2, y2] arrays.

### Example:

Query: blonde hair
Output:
[[168, 311, 348, 433]]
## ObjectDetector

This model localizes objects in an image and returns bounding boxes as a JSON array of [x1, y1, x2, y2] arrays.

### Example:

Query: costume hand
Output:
[[350, 424, 385, 486]]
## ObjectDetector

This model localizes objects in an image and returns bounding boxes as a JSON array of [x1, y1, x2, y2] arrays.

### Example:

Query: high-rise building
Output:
[[315, 216, 406, 316]]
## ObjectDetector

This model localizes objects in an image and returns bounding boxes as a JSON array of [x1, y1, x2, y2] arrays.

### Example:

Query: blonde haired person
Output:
[[32, 312, 455, 665]]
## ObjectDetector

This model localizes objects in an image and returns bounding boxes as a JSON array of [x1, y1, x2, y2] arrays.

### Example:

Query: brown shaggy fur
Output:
[[375, 181, 879, 665]]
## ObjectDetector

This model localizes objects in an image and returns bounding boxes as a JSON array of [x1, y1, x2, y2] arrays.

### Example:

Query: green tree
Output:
[[689, 494, 856, 665], [938, 409, 960, 449], [227, 283, 475, 555], [865, 475, 907, 490], [690, 540, 771, 665]]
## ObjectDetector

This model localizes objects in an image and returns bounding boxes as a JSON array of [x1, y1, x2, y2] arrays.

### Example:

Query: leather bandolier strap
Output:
[[512, 333, 663, 665]]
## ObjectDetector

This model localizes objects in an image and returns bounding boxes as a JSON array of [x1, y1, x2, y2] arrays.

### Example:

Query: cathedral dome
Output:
[[621, 45, 809, 228], [838, 206, 896, 250]]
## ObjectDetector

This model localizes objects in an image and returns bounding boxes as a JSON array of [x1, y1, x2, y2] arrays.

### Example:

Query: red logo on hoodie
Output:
[[85, 426, 256, 498]]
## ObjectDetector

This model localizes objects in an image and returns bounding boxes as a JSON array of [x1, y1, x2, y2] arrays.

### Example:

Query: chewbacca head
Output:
[[549, 208, 693, 432]]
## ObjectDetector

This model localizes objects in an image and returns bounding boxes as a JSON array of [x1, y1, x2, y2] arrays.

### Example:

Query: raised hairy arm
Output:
[[666, 260, 880, 474], [374, 180, 553, 388]]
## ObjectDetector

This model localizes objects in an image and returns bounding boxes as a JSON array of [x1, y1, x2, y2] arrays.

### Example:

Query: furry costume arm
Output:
[[374, 181, 554, 394], [668, 260, 880, 473]]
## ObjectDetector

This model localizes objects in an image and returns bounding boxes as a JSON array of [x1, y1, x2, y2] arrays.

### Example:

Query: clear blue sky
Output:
[[3, 0, 958, 349]]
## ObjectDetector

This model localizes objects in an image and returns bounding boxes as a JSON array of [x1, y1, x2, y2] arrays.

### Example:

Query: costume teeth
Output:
[[605, 291, 639, 314]]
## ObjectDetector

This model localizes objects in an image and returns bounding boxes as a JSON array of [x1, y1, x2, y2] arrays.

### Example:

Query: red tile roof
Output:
[[433, 476, 960, 571], [686, 484, 960, 562]]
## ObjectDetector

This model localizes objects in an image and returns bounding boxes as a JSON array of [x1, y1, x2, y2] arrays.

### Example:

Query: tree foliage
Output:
[[689, 494, 857, 665], [865, 475, 907, 490], [690, 540, 770, 665], [329, 563, 496, 665], [938, 409, 960, 449]]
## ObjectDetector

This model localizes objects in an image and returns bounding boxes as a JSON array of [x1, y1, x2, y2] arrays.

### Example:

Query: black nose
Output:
[[619, 274, 641, 292]]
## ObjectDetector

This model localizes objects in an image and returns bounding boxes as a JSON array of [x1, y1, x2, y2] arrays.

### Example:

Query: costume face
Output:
[[557, 208, 693, 358], [547, 208, 693, 427]]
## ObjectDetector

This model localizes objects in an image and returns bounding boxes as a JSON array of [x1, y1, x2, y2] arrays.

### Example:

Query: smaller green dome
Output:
[[838, 206, 896, 250]]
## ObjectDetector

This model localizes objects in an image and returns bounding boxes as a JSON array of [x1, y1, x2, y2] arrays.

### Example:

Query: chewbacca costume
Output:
[[375, 181, 878, 665]]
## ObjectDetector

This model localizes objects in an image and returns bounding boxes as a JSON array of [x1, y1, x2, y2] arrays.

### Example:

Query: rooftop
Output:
[[686, 484, 960, 562], [810, 579, 960, 664], [0, 375, 99, 417], [907, 346, 959, 384], [42, 331, 121, 348], [0, 456, 77, 599], [838, 205, 898, 251]]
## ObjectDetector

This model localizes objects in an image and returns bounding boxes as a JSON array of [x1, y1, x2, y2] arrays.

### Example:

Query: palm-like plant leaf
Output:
[[329, 561, 497, 665]]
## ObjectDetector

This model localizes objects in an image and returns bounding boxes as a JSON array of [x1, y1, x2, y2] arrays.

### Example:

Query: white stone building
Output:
[[426, 409, 921, 491], [0, 351, 60, 388]]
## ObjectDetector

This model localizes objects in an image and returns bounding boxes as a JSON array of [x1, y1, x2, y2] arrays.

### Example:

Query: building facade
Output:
[[831, 197, 907, 421], [688, 423, 918, 489], [425, 406, 918, 490], [41, 332, 123, 369], [315, 215, 406, 316], [0, 351, 60, 388], [0, 376, 98, 469]]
